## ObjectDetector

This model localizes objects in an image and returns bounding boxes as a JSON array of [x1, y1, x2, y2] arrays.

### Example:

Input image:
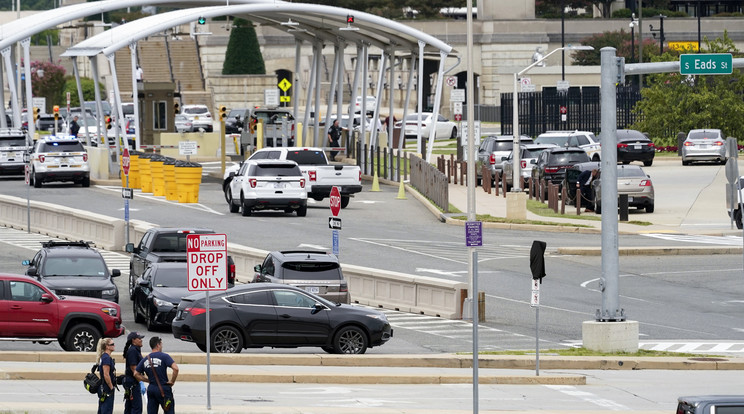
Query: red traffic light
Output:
[[346, 15, 354, 24]]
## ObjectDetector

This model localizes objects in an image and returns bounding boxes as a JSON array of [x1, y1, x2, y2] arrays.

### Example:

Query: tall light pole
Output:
[[511, 45, 593, 194], [630, 14, 638, 63]]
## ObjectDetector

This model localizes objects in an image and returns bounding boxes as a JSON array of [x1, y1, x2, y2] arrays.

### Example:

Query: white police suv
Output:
[[28, 136, 90, 188]]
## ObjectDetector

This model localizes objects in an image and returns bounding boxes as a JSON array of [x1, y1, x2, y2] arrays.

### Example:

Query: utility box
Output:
[[137, 82, 177, 147]]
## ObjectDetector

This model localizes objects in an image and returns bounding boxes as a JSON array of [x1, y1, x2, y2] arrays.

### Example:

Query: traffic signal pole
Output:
[[219, 105, 226, 176]]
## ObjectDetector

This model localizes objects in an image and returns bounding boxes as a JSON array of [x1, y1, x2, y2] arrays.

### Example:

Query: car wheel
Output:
[[211, 326, 243, 353], [735, 209, 743, 230], [81, 176, 90, 187], [222, 180, 232, 203], [133, 297, 144, 323], [64, 323, 100, 352], [682, 160, 690, 166], [592, 154, 600, 162], [643, 160, 653, 167], [227, 189, 239, 213], [333, 326, 368, 354], [241, 194, 252, 216], [296, 205, 307, 217], [646, 203, 655, 213], [33, 172, 42, 188], [340, 195, 350, 209], [145, 308, 155, 331], [128, 273, 135, 300], [450, 127, 457, 139]]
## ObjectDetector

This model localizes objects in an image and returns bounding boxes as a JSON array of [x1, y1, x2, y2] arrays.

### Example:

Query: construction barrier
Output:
[[163, 158, 178, 201], [150, 155, 167, 197], [174, 161, 202, 203]]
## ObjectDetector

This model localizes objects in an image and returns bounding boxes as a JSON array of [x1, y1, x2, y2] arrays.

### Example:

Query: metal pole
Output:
[[206, 291, 211, 410], [598, 47, 622, 322], [22, 38, 35, 138], [535, 304, 539, 375], [697, 1, 701, 53], [561, 0, 565, 81], [638, 0, 643, 85], [416, 41, 424, 156], [125, 175, 130, 246], [659, 15, 664, 55], [130, 43, 141, 151], [472, 254, 479, 413], [466, 1, 478, 409], [72, 58, 90, 146]]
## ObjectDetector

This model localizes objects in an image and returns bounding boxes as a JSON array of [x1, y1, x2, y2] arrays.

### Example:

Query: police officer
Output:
[[69, 115, 80, 137], [327, 119, 342, 161], [122, 332, 145, 414], [95, 338, 117, 414], [134, 336, 179, 414]]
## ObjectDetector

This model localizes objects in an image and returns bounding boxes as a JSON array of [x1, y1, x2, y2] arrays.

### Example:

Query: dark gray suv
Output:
[[253, 250, 350, 304], [22, 240, 121, 303]]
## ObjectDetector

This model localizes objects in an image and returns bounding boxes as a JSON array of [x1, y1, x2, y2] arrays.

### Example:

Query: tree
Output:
[[574, 30, 659, 65], [62, 77, 104, 107], [222, 18, 265, 75], [30, 61, 66, 112], [632, 32, 744, 141]]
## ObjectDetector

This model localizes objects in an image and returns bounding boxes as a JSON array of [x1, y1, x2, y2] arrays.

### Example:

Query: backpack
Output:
[[83, 363, 101, 394]]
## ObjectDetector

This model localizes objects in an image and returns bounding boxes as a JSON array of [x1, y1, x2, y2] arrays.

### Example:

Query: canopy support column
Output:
[[130, 43, 141, 151], [22, 38, 35, 138], [2, 46, 22, 128], [72, 57, 91, 146], [426, 50, 448, 162]]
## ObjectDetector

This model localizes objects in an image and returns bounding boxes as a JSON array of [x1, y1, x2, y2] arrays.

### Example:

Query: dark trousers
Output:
[[97, 387, 115, 414], [123, 376, 143, 414], [330, 140, 340, 160], [146, 385, 174, 414], [580, 185, 593, 208]]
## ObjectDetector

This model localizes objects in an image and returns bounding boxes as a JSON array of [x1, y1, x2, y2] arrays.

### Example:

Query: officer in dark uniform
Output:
[[135, 336, 179, 414], [122, 332, 145, 414], [327, 119, 342, 161]]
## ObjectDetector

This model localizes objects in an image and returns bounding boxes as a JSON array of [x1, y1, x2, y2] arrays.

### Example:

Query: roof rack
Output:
[[40, 240, 94, 249]]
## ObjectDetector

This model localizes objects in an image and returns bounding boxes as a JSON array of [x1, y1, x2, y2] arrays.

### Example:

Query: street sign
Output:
[[446, 76, 457, 87], [121, 187, 134, 199], [530, 279, 540, 307], [32, 97, 46, 114], [461, 121, 481, 145], [559, 106, 567, 114], [332, 229, 339, 256], [328, 217, 342, 230], [121, 148, 130, 176], [680, 53, 733, 75], [280, 96, 291, 103], [329, 186, 341, 217], [187, 234, 228, 291], [669, 41, 699, 52], [24, 164, 29, 185], [465, 221, 482, 247], [450, 89, 465, 103], [556, 80, 569, 91], [521, 84, 536, 93], [454, 114, 462, 121], [264, 88, 280, 107], [453, 101, 462, 115], [278, 78, 292, 92], [179, 141, 198, 155]]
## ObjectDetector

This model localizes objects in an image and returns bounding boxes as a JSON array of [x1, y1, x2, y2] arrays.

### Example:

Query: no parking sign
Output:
[[187, 234, 228, 291]]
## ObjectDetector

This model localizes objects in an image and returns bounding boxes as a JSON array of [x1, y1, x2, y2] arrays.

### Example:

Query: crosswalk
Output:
[[643, 233, 743, 246], [350, 238, 531, 265]]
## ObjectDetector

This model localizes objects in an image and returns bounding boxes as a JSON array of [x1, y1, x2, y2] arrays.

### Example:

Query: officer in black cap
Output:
[[122, 331, 145, 414]]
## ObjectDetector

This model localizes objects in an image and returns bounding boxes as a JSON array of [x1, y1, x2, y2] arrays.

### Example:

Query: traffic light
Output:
[[346, 15, 354, 24], [53, 105, 59, 121], [218, 105, 227, 121], [105, 116, 112, 130], [33, 107, 40, 122], [174, 102, 180, 114], [530, 240, 547, 283], [197, 16, 206, 25]]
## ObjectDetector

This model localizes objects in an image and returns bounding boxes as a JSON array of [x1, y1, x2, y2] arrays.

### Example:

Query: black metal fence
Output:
[[500, 85, 642, 137]]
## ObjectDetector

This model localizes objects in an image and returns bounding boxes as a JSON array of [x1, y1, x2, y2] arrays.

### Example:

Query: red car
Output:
[[0, 273, 124, 351]]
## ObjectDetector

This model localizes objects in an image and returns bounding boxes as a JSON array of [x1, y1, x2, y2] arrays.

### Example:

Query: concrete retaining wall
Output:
[[0, 195, 466, 319]]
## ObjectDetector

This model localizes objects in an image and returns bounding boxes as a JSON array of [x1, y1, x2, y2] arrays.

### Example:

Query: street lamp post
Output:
[[511, 45, 593, 194], [629, 14, 638, 63]]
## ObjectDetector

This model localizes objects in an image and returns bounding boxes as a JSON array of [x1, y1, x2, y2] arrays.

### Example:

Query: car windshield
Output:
[[688, 131, 720, 140], [524, 147, 550, 158], [253, 111, 293, 124], [281, 261, 342, 280], [550, 152, 589, 164], [0, 136, 27, 146], [184, 107, 209, 115], [40, 141, 85, 152], [617, 167, 647, 178], [286, 150, 326, 165], [253, 164, 301, 177], [403, 114, 429, 121], [43, 257, 107, 277], [536, 135, 570, 146], [153, 268, 188, 288]]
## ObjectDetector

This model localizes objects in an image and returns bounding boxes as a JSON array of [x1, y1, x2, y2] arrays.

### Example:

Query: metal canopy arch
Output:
[[60, 3, 453, 155]]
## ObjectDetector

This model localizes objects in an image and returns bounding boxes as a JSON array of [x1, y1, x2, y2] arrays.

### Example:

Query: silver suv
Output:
[[535, 130, 601, 161], [225, 159, 307, 216], [0, 128, 30, 176], [253, 250, 350, 304]]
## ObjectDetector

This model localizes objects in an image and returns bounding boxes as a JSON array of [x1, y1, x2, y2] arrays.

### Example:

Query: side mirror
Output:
[[311, 303, 324, 315], [138, 279, 149, 287], [111, 269, 121, 277], [26, 267, 38, 277], [501, 156, 507, 161], [125, 243, 134, 253], [229, 172, 236, 178], [530, 159, 537, 164], [40, 293, 54, 303], [253, 264, 261, 272]]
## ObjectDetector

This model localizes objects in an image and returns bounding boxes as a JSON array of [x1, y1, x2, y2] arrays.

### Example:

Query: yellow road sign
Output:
[[278, 78, 292, 92], [280, 96, 291, 102], [669, 41, 699, 52]]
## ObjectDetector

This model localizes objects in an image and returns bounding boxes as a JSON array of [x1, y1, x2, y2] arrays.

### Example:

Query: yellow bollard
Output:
[[175, 161, 203, 203], [138, 153, 153, 193], [163, 158, 177, 201], [370, 169, 381, 192], [149, 155, 166, 197], [128, 152, 141, 189], [256, 121, 264, 150], [396, 178, 407, 199], [296, 122, 303, 147]]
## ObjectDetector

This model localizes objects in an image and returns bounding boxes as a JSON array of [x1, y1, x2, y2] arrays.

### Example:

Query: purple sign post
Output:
[[465, 221, 482, 247]]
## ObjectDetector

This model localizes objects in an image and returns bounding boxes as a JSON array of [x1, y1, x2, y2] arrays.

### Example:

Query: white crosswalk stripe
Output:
[[563, 340, 744, 355], [350, 238, 530, 264], [643, 233, 743, 246]]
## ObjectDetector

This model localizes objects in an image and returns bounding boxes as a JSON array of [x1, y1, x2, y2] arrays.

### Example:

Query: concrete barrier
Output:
[[0, 195, 466, 319]]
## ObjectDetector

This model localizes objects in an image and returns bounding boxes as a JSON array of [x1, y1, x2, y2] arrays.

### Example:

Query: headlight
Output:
[[366, 314, 388, 321], [102, 288, 116, 296], [101, 307, 118, 317], [153, 298, 171, 307]]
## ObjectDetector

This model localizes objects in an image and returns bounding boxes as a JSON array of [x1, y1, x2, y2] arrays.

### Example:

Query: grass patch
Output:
[[626, 220, 653, 226], [476, 347, 722, 358], [449, 213, 594, 227]]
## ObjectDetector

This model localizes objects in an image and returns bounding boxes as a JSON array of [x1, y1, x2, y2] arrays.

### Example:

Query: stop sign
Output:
[[329, 186, 341, 217], [122, 148, 130, 176]]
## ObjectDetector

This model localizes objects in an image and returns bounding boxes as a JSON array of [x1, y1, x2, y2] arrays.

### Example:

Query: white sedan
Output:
[[396, 112, 457, 140]]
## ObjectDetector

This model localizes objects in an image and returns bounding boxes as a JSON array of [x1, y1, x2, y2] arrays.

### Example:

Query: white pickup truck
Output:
[[224, 147, 362, 208]]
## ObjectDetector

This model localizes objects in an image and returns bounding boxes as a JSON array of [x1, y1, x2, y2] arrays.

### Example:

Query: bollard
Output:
[[163, 158, 177, 201], [576, 182, 581, 215], [561, 184, 566, 214], [138, 152, 154, 193], [149, 155, 166, 197], [619, 194, 629, 221], [174, 160, 203, 203]]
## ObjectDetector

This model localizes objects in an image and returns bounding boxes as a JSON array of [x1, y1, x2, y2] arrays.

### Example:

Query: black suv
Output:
[[532, 147, 590, 198], [253, 250, 350, 304], [23, 240, 121, 303]]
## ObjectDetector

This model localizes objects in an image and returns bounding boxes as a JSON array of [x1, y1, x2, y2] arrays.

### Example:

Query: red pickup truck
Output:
[[0, 273, 124, 352]]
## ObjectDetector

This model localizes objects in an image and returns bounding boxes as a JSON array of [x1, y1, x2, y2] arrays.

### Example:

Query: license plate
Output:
[[305, 286, 319, 294], [699, 144, 708, 149], [633, 145, 641, 149], [273, 182, 286, 188], [628, 196, 634, 202]]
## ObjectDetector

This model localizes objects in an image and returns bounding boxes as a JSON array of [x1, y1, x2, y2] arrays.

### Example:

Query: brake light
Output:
[[185, 307, 208, 316], [309, 171, 317, 181], [544, 167, 559, 173], [39, 155, 45, 163], [489, 154, 495, 165], [684, 141, 694, 146], [648, 142, 656, 148], [639, 179, 652, 187], [617, 143, 628, 148], [178, 230, 195, 234], [340, 283, 348, 292], [713, 141, 724, 146], [520, 160, 526, 168], [249, 178, 257, 188], [358, 170, 361, 182], [300, 178, 305, 188], [228, 263, 235, 285], [83, 154, 88, 162]]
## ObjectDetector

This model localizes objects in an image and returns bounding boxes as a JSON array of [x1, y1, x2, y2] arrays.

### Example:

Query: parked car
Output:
[[174, 114, 193, 132], [396, 112, 457, 140], [27, 136, 90, 187], [225, 159, 308, 216], [253, 250, 350, 304], [676, 395, 744, 413], [531, 147, 591, 198], [562, 161, 601, 206], [592, 164, 655, 213], [0, 273, 124, 352], [84, 100, 112, 117], [501, 143, 558, 190], [22, 240, 121, 303], [535, 130, 602, 161], [36, 115, 59, 133], [171, 283, 392, 354], [133, 262, 191, 330], [350, 95, 377, 114], [0, 128, 30, 176], [682, 129, 727, 165], [616, 129, 655, 166], [181, 104, 213, 132], [475, 135, 535, 184]]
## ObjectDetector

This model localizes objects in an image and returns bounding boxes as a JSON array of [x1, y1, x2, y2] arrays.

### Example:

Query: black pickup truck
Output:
[[125, 228, 235, 300]]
